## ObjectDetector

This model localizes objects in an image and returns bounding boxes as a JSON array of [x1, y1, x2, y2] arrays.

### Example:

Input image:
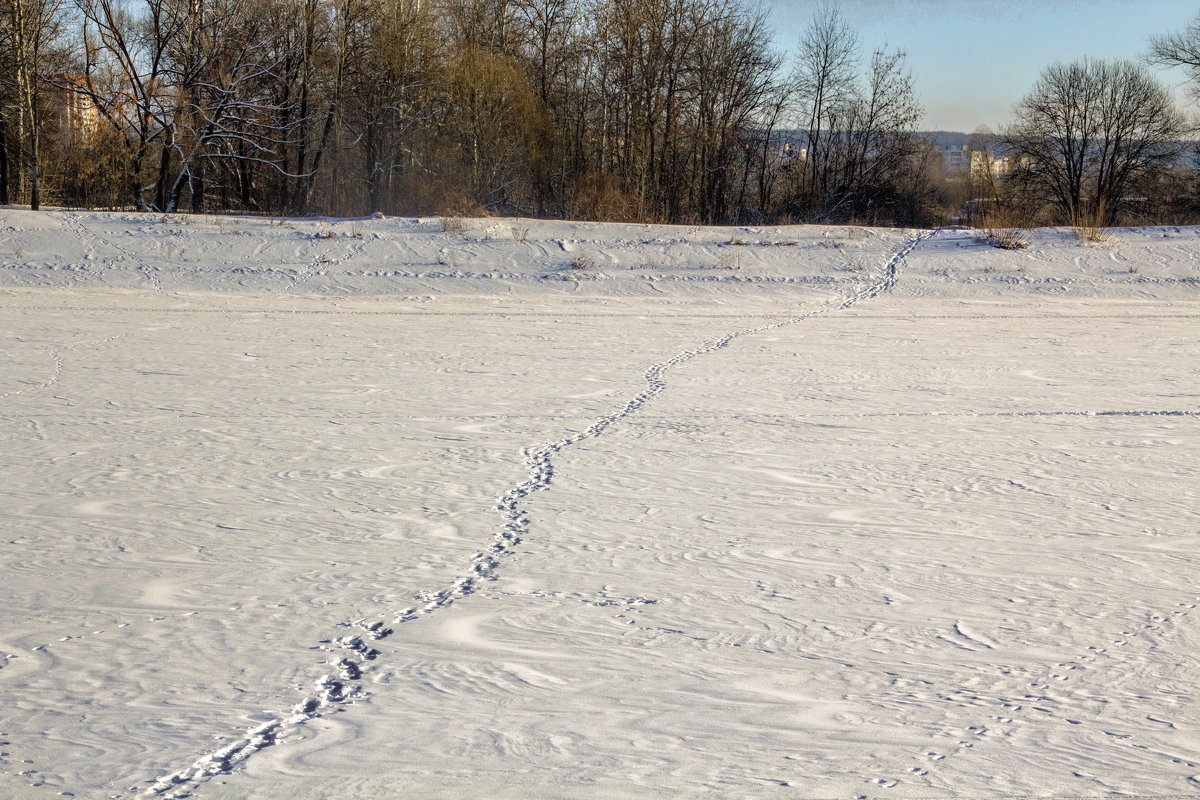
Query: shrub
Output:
[[440, 217, 468, 234], [1075, 223, 1110, 244], [985, 228, 1029, 250]]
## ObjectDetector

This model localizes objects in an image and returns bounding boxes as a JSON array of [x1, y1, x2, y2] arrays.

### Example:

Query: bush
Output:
[[984, 228, 1029, 250], [1074, 223, 1110, 244], [440, 217, 468, 234]]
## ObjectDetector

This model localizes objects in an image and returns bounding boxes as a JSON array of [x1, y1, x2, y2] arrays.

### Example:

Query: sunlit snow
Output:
[[1, 210, 1197, 799]]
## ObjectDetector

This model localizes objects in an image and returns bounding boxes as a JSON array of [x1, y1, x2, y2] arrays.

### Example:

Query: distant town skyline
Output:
[[766, 0, 1198, 131]]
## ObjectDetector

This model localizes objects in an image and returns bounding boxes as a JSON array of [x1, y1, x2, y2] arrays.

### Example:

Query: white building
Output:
[[938, 143, 970, 175]]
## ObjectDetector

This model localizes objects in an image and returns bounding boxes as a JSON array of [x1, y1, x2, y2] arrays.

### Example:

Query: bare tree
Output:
[[1006, 58, 1188, 226], [9, 0, 932, 223], [690, 0, 778, 223], [785, 8, 923, 223], [341, 0, 441, 214], [163, 0, 300, 212], [791, 3, 857, 213], [72, 0, 188, 209], [820, 46, 923, 222], [515, 0, 582, 215], [743, 77, 794, 221], [292, 0, 363, 213], [443, 46, 544, 212], [1149, 12, 1200, 97], [1, 0, 66, 209]]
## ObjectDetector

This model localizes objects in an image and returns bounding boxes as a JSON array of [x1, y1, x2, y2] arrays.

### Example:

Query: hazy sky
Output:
[[765, 0, 1199, 131]]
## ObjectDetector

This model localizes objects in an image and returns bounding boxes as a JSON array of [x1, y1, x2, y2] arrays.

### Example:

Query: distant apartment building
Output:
[[779, 133, 1017, 178], [970, 147, 1016, 178], [53, 75, 99, 136], [938, 143, 971, 174], [936, 140, 1016, 178]]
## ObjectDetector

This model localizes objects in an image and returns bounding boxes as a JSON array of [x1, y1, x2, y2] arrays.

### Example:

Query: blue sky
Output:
[[765, 0, 1200, 131]]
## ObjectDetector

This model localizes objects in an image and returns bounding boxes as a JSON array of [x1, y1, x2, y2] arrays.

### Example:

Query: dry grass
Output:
[[1073, 203, 1111, 244], [1075, 224, 1110, 244], [570, 253, 594, 270], [440, 217, 468, 234], [977, 205, 1033, 251], [984, 228, 1029, 250]]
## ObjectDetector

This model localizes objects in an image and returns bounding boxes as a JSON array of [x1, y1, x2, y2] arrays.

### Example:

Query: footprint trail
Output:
[[138, 229, 939, 798]]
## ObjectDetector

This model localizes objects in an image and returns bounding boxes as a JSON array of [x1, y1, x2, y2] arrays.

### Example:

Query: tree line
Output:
[[2, 0, 1198, 227], [0, 0, 942, 223]]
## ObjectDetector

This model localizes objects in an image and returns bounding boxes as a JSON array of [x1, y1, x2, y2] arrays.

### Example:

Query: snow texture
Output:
[[0, 210, 1197, 799]]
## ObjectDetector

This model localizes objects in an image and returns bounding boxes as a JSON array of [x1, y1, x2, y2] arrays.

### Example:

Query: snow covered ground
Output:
[[1, 209, 1197, 799]]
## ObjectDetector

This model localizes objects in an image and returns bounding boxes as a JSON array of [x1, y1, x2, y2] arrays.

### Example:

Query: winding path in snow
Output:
[[139, 228, 939, 799]]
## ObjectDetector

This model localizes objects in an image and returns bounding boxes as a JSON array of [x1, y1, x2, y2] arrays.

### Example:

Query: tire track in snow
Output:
[[136, 229, 938, 799], [306, 268, 854, 285]]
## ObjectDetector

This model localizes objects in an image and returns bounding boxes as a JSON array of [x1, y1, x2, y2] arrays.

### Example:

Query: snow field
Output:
[[0, 210, 1198, 798]]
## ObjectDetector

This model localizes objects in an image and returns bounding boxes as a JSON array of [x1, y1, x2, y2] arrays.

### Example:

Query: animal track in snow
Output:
[[134, 229, 938, 799], [510, 588, 659, 607], [0, 346, 63, 402], [274, 233, 368, 297], [876, 595, 1200, 792], [61, 213, 165, 292]]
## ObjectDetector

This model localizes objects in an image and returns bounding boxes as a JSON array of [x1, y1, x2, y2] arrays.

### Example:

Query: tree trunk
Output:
[[0, 116, 9, 205], [28, 127, 39, 210], [190, 159, 205, 213], [155, 143, 172, 211]]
